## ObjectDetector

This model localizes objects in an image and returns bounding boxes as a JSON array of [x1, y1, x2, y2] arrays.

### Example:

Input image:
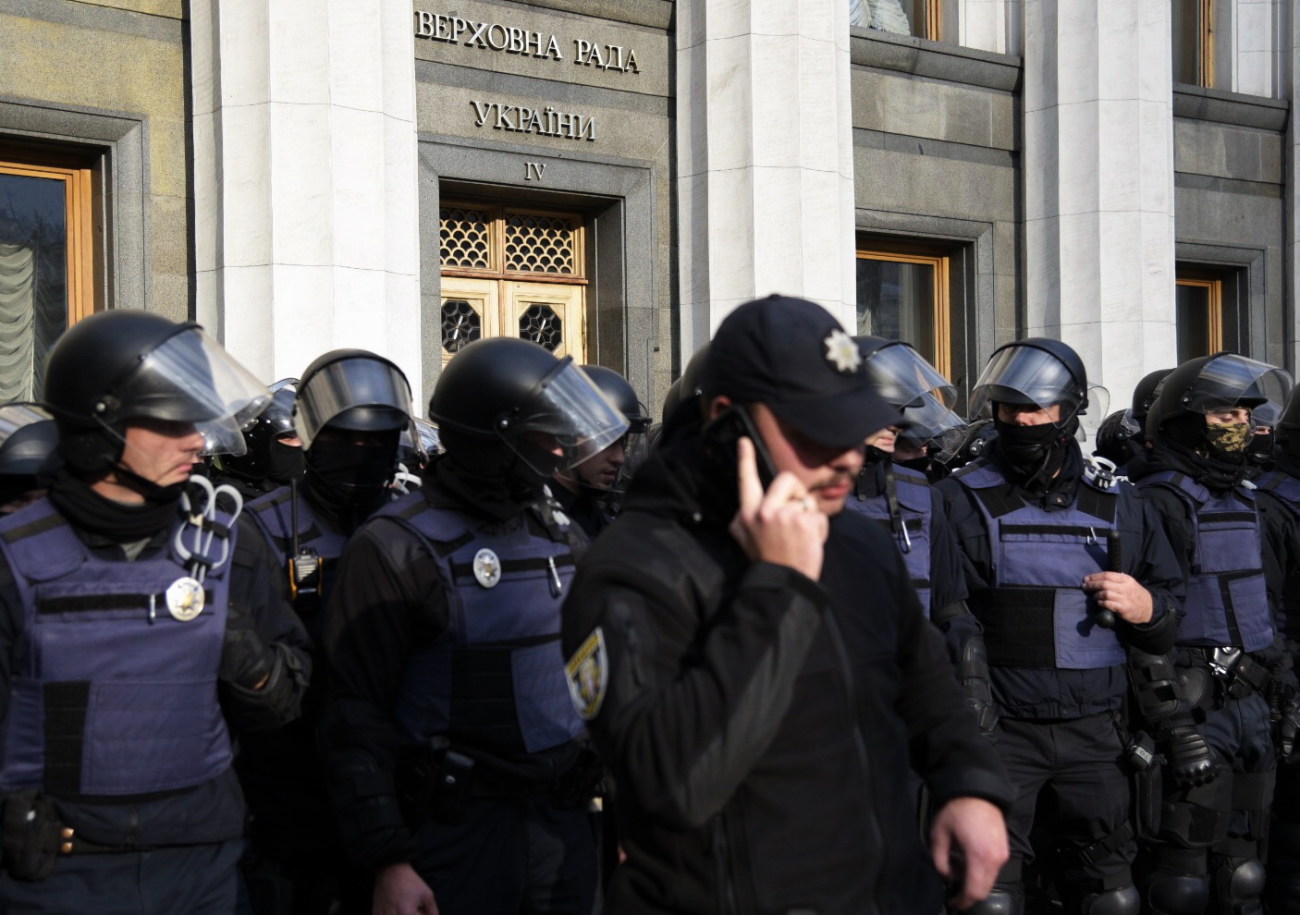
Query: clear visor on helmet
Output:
[[896, 390, 965, 450], [0, 403, 52, 445], [295, 358, 413, 449], [255, 385, 298, 438], [862, 343, 957, 412], [1181, 355, 1291, 419], [1119, 408, 1144, 439], [504, 359, 630, 475], [969, 345, 1083, 421], [118, 328, 270, 457], [1075, 385, 1111, 444]]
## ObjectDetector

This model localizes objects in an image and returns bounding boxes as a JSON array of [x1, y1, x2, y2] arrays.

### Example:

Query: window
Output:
[[850, 0, 947, 42], [1172, 0, 1215, 87], [0, 148, 95, 400], [1175, 272, 1225, 363], [855, 241, 952, 378], [438, 201, 588, 364]]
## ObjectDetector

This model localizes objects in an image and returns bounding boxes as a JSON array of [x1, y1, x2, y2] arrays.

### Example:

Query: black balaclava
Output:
[[303, 429, 399, 532], [48, 467, 182, 542], [268, 439, 305, 484], [993, 407, 1079, 491], [1245, 429, 1274, 469]]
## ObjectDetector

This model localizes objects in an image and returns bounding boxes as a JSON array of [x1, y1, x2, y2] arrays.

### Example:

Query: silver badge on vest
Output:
[[472, 548, 502, 588], [166, 576, 205, 621]]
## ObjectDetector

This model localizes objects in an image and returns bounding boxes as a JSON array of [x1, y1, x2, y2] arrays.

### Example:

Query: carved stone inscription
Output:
[[471, 101, 596, 142], [415, 11, 640, 74]]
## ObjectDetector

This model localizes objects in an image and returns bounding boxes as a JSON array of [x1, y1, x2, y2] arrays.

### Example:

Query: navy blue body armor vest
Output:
[[1135, 471, 1274, 652], [0, 498, 233, 798], [247, 487, 349, 630], [844, 464, 934, 615], [953, 460, 1126, 670], [376, 490, 583, 758]]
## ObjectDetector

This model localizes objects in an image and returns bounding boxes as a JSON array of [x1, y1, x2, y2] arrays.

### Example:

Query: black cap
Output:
[[700, 295, 901, 450]]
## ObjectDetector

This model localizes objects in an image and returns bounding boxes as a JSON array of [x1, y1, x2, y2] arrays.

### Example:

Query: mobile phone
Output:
[[703, 405, 779, 489]]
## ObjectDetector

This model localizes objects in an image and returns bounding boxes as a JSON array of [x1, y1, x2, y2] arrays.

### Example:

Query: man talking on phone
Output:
[[561, 295, 1013, 914]]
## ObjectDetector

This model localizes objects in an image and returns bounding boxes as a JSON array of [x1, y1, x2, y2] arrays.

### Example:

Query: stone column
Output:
[[1023, 0, 1177, 414], [676, 0, 857, 356], [190, 0, 423, 400], [1288, 1, 1300, 371]]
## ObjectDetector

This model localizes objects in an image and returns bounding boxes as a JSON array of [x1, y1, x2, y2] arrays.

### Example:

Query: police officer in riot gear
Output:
[[1256, 381, 1300, 913], [1093, 368, 1175, 471], [0, 310, 310, 913], [0, 403, 58, 514], [322, 336, 627, 914], [847, 336, 996, 735], [552, 364, 651, 537], [238, 349, 413, 915], [938, 338, 1184, 915], [215, 379, 303, 499], [1129, 353, 1299, 915]]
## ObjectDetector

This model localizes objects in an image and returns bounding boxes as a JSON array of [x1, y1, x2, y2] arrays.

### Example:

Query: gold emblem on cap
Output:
[[472, 548, 502, 588], [824, 329, 862, 373], [165, 576, 205, 622]]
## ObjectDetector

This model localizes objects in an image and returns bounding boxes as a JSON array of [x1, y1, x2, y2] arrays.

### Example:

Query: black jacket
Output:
[[561, 425, 1013, 915], [320, 468, 589, 873], [937, 447, 1183, 719]]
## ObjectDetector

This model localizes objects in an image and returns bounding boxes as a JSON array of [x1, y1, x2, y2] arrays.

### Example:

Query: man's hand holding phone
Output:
[[728, 436, 828, 582]]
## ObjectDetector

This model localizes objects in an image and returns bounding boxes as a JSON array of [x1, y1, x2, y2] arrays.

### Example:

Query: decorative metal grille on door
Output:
[[438, 202, 586, 365]]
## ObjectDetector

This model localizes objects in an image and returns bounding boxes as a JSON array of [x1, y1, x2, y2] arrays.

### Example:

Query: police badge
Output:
[[472, 548, 502, 588], [565, 628, 608, 721], [165, 576, 205, 622]]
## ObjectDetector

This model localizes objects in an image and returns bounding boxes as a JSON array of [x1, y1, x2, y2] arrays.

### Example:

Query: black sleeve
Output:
[[927, 489, 970, 614], [562, 530, 829, 831], [219, 515, 313, 732], [935, 477, 995, 594], [1257, 491, 1299, 628], [320, 518, 449, 873], [1115, 491, 1184, 656]]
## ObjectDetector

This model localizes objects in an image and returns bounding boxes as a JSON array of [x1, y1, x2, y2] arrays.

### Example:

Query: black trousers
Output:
[[0, 838, 242, 914], [996, 713, 1135, 894], [411, 793, 598, 915]]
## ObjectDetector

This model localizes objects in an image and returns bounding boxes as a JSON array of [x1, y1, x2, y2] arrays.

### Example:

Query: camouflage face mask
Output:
[[1205, 421, 1253, 454]]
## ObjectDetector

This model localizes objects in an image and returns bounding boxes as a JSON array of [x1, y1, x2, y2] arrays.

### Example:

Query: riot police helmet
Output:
[[220, 379, 300, 484], [43, 310, 270, 472], [429, 337, 628, 478], [968, 337, 1090, 424], [581, 366, 651, 435], [1146, 352, 1291, 441], [855, 335, 964, 448], [397, 417, 443, 472], [0, 404, 58, 479], [295, 350, 413, 449]]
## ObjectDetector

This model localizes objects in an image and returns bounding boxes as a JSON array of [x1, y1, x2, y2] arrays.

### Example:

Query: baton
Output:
[[1096, 529, 1120, 629]]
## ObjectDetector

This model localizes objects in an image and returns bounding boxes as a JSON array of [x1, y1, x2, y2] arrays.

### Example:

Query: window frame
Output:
[[1175, 270, 1226, 363], [855, 240, 953, 379], [1172, 0, 1216, 88], [438, 200, 587, 286], [0, 147, 96, 325]]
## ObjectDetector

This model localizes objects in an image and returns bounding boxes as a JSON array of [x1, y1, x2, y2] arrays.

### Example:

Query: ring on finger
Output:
[[801, 495, 817, 512]]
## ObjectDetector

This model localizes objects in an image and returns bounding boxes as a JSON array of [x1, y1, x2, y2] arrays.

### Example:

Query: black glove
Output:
[[956, 632, 999, 739], [221, 600, 275, 690], [1163, 723, 1217, 788]]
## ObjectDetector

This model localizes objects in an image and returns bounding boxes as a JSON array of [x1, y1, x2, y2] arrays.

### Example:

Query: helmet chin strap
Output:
[[109, 462, 185, 503]]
